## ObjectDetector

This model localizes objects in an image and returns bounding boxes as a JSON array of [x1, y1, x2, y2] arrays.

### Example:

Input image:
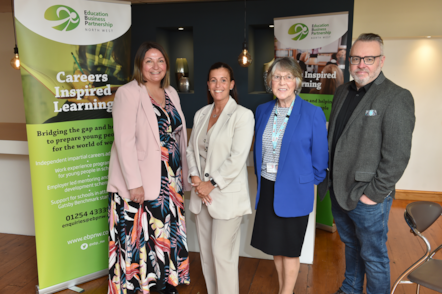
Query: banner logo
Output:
[[288, 23, 309, 40], [44, 5, 80, 31]]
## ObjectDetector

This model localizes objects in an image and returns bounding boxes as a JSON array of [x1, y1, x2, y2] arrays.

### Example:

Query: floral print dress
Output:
[[108, 91, 190, 294]]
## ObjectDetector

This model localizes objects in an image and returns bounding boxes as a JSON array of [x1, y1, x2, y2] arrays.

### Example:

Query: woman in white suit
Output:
[[186, 62, 254, 294]]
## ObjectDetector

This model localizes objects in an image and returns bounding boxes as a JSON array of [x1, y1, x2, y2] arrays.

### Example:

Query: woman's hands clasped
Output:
[[191, 176, 213, 205], [129, 186, 145, 204]]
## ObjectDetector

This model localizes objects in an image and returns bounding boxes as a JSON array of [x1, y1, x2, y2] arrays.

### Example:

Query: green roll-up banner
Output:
[[15, 0, 131, 292], [274, 12, 350, 228]]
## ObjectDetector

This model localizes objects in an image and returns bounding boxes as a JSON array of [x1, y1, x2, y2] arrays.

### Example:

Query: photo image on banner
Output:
[[14, 0, 131, 292], [274, 12, 348, 120]]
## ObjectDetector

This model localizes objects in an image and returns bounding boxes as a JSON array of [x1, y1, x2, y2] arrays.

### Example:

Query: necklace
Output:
[[145, 86, 165, 108], [212, 102, 226, 118], [212, 109, 221, 118]]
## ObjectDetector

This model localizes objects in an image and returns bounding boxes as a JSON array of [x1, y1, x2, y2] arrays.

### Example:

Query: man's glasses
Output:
[[349, 55, 382, 65]]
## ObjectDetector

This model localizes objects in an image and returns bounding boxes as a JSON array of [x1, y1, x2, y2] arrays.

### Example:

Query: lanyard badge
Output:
[[267, 100, 294, 173]]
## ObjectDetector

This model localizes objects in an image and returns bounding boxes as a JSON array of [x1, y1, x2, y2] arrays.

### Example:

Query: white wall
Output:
[[0, 13, 25, 123], [383, 38, 442, 192], [353, 0, 442, 39], [0, 153, 35, 235], [352, 0, 442, 192], [0, 12, 31, 236]]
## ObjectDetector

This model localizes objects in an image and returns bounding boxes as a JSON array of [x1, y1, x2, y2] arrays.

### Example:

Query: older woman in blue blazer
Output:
[[251, 57, 328, 294]]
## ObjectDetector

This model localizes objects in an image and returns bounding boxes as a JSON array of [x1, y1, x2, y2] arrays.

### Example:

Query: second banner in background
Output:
[[274, 12, 349, 228]]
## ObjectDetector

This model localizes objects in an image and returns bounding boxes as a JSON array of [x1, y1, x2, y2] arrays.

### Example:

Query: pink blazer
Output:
[[107, 79, 190, 200]]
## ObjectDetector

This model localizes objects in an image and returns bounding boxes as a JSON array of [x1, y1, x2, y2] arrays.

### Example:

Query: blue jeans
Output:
[[330, 188, 393, 294]]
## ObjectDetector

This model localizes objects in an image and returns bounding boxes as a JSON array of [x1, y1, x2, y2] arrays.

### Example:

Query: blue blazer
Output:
[[253, 97, 328, 217]]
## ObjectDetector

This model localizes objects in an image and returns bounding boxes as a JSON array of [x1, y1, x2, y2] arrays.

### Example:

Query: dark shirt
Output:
[[330, 79, 375, 179]]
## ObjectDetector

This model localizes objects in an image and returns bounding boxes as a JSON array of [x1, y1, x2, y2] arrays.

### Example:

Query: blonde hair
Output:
[[319, 64, 344, 94]]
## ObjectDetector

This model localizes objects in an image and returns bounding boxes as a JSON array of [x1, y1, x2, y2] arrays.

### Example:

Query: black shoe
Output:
[[164, 283, 179, 294], [149, 284, 166, 294], [332, 289, 346, 294]]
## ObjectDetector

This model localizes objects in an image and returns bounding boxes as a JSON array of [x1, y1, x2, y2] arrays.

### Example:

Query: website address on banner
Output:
[[62, 215, 106, 229], [67, 230, 108, 245]]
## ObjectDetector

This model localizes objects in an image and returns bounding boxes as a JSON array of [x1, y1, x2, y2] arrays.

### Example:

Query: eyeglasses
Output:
[[272, 75, 295, 81], [349, 55, 382, 65]]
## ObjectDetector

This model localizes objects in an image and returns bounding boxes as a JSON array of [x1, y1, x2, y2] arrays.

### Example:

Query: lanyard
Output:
[[272, 99, 294, 155]]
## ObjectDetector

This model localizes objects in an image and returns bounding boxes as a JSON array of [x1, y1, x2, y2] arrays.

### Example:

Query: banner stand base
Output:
[[68, 286, 85, 293], [36, 269, 108, 294], [316, 223, 337, 233]]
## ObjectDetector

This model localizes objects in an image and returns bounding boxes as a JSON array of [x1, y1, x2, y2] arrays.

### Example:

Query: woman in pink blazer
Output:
[[107, 42, 190, 294]]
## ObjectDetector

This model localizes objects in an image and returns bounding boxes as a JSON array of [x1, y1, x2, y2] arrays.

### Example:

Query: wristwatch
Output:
[[209, 177, 218, 188]]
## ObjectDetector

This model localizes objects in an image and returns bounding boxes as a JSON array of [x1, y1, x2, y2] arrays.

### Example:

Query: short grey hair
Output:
[[354, 33, 384, 55], [266, 57, 303, 95]]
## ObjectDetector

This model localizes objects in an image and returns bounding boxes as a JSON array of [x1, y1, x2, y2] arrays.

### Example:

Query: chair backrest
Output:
[[405, 201, 442, 233]]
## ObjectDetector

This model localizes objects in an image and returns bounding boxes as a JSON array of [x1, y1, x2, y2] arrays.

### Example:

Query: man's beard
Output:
[[350, 64, 381, 86]]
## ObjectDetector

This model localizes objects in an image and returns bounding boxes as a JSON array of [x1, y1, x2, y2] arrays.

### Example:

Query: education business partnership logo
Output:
[[288, 23, 309, 41], [44, 5, 80, 32]]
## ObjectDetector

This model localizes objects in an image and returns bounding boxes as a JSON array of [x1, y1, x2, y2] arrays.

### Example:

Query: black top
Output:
[[330, 79, 374, 179]]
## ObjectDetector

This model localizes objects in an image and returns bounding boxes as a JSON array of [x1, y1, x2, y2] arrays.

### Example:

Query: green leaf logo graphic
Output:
[[44, 5, 80, 31], [288, 23, 309, 41]]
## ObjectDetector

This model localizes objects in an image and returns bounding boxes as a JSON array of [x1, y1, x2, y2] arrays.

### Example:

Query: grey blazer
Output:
[[318, 72, 415, 211]]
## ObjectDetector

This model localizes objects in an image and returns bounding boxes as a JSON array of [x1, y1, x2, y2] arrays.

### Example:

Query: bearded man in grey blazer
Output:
[[318, 33, 415, 294]]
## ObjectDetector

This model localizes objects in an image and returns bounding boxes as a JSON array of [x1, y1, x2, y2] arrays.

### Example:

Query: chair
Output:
[[391, 201, 442, 294]]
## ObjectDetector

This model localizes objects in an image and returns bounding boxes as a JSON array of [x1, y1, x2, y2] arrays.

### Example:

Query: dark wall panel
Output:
[[131, 0, 354, 127]]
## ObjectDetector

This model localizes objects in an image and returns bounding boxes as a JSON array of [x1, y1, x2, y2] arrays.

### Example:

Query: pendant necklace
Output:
[[212, 103, 225, 118]]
